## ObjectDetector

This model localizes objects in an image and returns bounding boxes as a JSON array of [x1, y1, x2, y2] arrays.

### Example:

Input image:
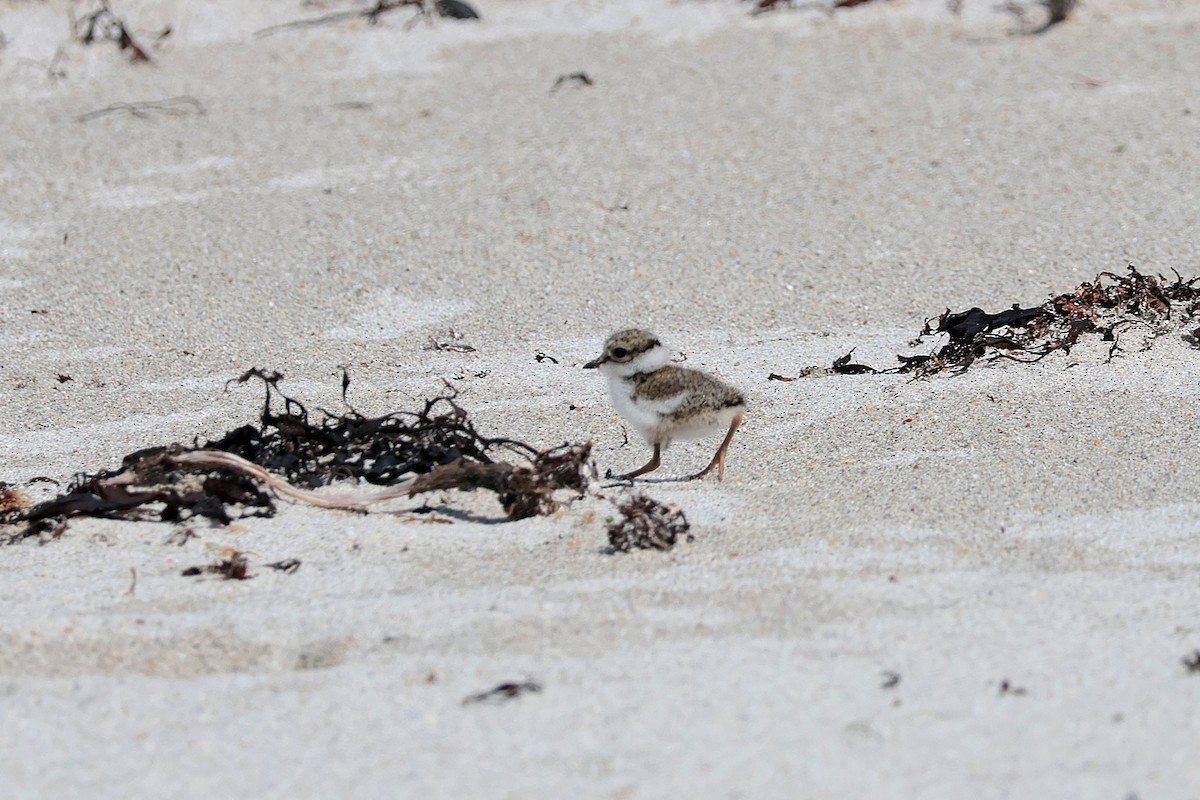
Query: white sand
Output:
[[2, 0, 1200, 796]]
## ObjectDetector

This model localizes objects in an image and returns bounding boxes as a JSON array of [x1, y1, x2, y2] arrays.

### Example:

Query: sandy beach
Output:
[[2, 0, 1200, 796]]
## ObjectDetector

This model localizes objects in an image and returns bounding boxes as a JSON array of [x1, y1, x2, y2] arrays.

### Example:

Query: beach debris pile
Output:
[[791, 266, 1200, 379], [1, 370, 591, 542], [606, 494, 691, 552], [179, 549, 302, 580]]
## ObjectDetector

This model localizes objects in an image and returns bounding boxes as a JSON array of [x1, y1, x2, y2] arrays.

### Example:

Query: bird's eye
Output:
[[610, 347, 628, 359]]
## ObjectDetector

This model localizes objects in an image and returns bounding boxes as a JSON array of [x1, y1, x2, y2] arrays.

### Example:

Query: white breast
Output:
[[607, 376, 685, 442]]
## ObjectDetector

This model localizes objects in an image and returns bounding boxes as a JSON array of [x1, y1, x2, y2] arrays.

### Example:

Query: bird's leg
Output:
[[688, 411, 745, 481], [611, 444, 661, 481]]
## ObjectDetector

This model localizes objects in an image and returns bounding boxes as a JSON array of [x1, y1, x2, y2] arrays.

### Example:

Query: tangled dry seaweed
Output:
[[0, 369, 694, 552], [1, 370, 593, 542], [793, 266, 1200, 379]]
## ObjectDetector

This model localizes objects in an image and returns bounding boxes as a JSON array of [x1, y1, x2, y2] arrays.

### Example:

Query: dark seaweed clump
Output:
[[791, 266, 1200, 379], [2, 370, 590, 542]]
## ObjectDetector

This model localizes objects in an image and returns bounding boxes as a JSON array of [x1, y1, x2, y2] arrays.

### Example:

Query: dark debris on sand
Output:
[[182, 550, 251, 580], [1, 369, 591, 542], [462, 680, 542, 705], [213, 369, 529, 489], [607, 494, 691, 552], [791, 266, 1200, 380], [73, 2, 152, 63], [255, 0, 479, 38]]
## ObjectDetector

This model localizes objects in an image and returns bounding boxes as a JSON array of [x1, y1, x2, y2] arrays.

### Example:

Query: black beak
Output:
[[583, 357, 605, 370]]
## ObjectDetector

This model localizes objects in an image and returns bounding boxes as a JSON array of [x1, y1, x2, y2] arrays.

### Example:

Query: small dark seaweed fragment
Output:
[[831, 349, 877, 374], [607, 495, 689, 552], [255, 0, 472, 38], [183, 550, 250, 580], [551, 72, 594, 92], [73, 2, 152, 63], [266, 558, 302, 574], [797, 348, 878, 378], [1183, 650, 1200, 674], [462, 680, 542, 705], [535, 352, 560, 364]]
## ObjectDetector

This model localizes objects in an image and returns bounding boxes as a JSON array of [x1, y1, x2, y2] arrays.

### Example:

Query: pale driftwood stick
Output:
[[165, 449, 415, 511]]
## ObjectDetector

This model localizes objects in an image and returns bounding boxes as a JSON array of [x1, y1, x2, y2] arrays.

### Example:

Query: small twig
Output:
[[77, 96, 205, 122], [550, 72, 593, 93], [125, 566, 137, 596]]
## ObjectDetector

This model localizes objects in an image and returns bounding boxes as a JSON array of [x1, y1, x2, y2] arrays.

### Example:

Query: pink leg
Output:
[[612, 444, 662, 481], [688, 411, 745, 482]]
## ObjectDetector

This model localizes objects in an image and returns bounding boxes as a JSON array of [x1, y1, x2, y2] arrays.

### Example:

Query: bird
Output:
[[583, 329, 746, 481]]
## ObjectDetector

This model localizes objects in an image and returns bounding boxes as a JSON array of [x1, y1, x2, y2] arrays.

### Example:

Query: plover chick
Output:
[[583, 329, 746, 481]]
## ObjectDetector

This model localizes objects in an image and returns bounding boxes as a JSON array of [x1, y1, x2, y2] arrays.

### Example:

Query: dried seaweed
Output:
[[462, 680, 542, 705], [73, 2, 151, 63], [182, 550, 250, 580], [0, 484, 27, 524], [606, 495, 690, 552], [2, 370, 592, 538], [255, 0, 478, 38], [13, 448, 275, 529], [798, 348, 879, 378], [793, 266, 1200, 380], [407, 442, 591, 520], [213, 368, 532, 489]]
